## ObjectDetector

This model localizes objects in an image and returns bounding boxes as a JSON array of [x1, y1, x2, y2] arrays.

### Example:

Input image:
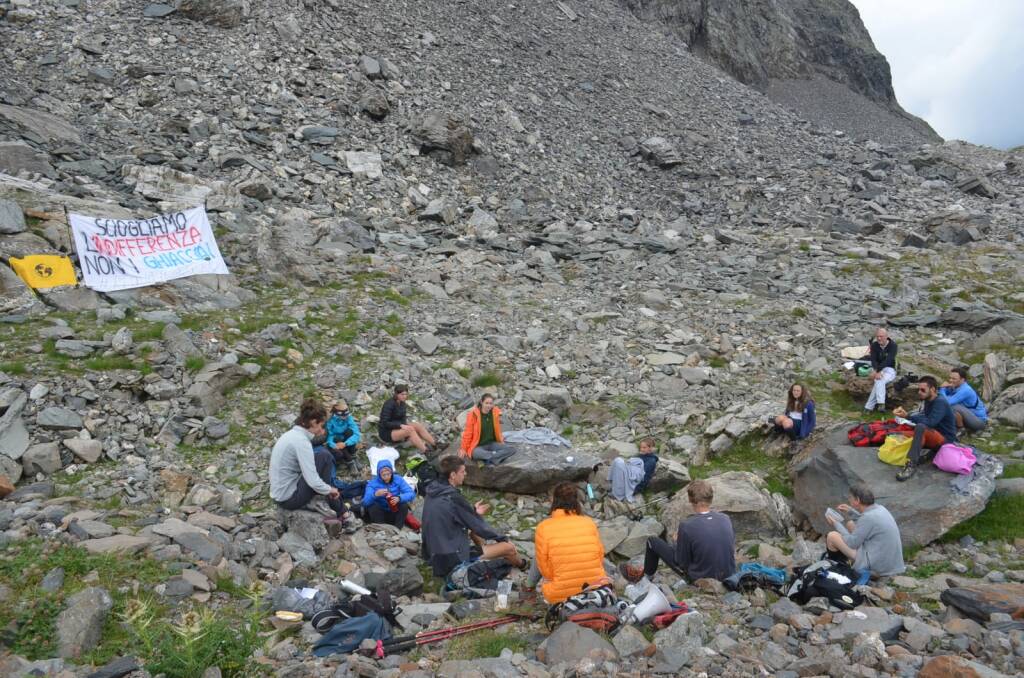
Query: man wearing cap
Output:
[[326, 400, 361, 474]]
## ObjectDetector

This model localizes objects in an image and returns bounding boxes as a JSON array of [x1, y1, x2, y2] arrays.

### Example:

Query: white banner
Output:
[[69, 205, 228, 292]]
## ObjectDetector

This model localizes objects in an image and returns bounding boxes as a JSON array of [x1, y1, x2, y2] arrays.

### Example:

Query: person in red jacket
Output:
[[460, 394, 517, 464]]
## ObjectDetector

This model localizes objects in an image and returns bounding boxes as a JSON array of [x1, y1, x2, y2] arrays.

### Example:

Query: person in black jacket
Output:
[[864, 328, 898, 413], [421, 455, 526, 577], [893, 376, 958, 481], [377, 384, 435, 452]]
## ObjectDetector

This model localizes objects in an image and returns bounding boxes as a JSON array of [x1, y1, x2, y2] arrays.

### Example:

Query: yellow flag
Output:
[[9, 255, 78, 289]]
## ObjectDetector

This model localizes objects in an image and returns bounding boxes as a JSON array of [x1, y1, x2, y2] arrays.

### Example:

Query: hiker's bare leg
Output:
[[774, 415, 792, 429], [482, 541, 523, 568], [470, 531, 485, 549], [410, 421, 435, 446], [826, 531, 858, 560], [389, 426, 427, 452], [954, 411, 965, 429]]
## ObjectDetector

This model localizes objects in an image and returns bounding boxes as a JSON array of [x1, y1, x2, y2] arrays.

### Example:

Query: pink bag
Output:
[[933, 444, 977, 475]]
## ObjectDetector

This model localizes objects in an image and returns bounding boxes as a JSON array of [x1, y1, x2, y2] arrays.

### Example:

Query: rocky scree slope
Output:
[[0, 0, 1023, 677]]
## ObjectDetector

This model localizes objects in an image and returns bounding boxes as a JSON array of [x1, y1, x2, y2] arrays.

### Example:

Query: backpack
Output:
[[847, 420, 915, 447], [788, 560, 864, 610], [545, 585, 626, 633], [724, 563, 788, 592], [311, 612, 391, 657], [407, 456, 439, 496], [878, 435, 913, 466], [311, 591, 402, 633], [564, 610, 620, 633], [446, 559, 513, 592]]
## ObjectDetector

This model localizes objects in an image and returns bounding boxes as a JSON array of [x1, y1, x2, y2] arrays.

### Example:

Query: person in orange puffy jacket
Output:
[[459, 394, 517, 464], [526, 482, 610, 604]]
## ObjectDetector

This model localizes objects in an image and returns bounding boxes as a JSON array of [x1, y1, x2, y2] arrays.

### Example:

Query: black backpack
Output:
[[412, 461, 439, 496], [311, 590, 402, 633], [446, 558, 513, 592], [788, 561, 864, 610]]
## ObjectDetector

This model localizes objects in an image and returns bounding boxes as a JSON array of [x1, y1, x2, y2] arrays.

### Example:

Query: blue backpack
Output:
[[312, 612, 391, 657]]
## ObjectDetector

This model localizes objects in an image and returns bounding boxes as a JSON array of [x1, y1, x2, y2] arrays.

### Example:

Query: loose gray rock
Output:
[[0, 199, 26, 234], [37, 407, 83, 430], [56, 587, 113, 658]]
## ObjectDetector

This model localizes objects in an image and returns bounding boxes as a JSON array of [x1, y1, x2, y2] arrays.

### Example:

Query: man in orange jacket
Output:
[[460, 394, 517, 464]]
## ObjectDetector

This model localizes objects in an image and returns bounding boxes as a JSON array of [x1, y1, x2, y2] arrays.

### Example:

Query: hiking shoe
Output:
[[619, 563, 645, 584], [767, 416, 776, 427], [876, 404, 887, 413], [896, 461, 917, 482], [308, 497, 337, 517]]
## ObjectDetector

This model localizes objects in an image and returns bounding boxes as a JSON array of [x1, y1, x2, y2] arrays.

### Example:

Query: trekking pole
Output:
[[613, 492, 676, 519], [367, 615, 521, 656]]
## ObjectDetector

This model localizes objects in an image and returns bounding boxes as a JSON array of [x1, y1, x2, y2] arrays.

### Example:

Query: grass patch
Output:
[[471, 372, 504, 388], [940, 493, 1024, 544], [691, 434, 792, 497], [185, 355, 206, 373], [444, 628, 530, 660], [791, 307, 808, 318], [708, 356, 728, 369], [0, 360, 27, 374], [370, 287, 411, 307], [133, 322, 166, 341], [1001, 463, 1024, 479], [909, 560, 950, 579], [380, 312, 405, 337], [457, 367, 472, 379], [84, 355, 138, 371]]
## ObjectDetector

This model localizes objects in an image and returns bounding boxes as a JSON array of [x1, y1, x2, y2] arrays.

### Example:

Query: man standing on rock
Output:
[[825, 483, 905, 578], [270, 398, 357, 529], [619, 479, 735, 585], [421, 455, 526, 577], [893, 376, 958, 482], [940, 367, 988, 433], [864, 327, 898, 413]]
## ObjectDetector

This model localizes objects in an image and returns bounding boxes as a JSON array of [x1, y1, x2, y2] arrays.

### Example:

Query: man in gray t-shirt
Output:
[[826, 483, 905, 577], [620, 479, 736, 583]]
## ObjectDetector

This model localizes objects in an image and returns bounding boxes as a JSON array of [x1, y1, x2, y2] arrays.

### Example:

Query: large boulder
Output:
[[792, 426, 1002, 546], [660, 471, 790, 539], [537, 621, 618, 666], [436, 441, 599, 494], [186, 361, 250, 415], [940, 583, 1024, 622]]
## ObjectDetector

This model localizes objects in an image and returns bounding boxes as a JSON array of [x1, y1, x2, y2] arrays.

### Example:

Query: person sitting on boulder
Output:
[[326, 400, 361, 474], [770, 383, 816, 440], [270, 398, 357, 531], [940, 366, 988, 433], [863, 327, 898, 413], [825, 483, 905, 578], [378, 384, 436, 453], [893, 376, 958, 481], [421, 455, 526, 577], [608, 438, 659, 507], [526, 482, 610, 604], [620, 479, 735, 585], [362, 459, 419, 530], [460, 393, 517, 464]]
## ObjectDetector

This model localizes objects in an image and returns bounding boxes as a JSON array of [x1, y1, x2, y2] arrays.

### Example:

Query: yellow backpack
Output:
[[878, 435, 913, 466]]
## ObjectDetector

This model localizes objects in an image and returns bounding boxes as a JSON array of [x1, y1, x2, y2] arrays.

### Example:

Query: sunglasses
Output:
[[917, 388, 929, 394], [333, 410, 350, 417]]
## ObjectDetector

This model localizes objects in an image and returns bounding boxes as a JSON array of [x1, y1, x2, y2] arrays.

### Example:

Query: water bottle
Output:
[[586, 483, 595, 500], [338, 579, 372, 596]]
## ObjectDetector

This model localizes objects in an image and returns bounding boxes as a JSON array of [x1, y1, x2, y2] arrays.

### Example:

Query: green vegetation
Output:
[[908, 560, 951, 579], [370, 287, 411, 307], [457, 367, 472, 379], [185, 355, 206, 373], [940, 493, 1024, 543], [1001, 463, 1024, 479], [690, 434, 792, 497], [380, 312, 405, 337], [132, 322, 166, 341], [84, 355, 140, 371], [791, 307, 808, 318], [444, 628, 531, 660], [707, 356, 728, 369], [472, 372, 504, 388], [0, 360, 27, 374]]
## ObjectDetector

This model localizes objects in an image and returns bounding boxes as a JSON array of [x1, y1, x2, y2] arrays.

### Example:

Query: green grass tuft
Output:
[[0, 360, 27, 374], [444, 628, 530, 660], [690, 434, 793, 497], [471, 372, 504, 388], [85, 355, 138, 371], [185, 355, 206, 373], [940, 493, 1024, 544]]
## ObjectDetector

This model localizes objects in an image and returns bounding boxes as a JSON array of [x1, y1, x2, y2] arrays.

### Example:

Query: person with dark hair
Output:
[[421, 455, 525, 576], [825, 483, 905, 578], [864, 328, 898, 413], [527, 482, 609, 603], [378, 385, 436, 453], [620, 479, 735, 584], [362, 459, 417, 529], [770, 383, 816, 440], [270, 398, 358, 530], [893, 376, 958, 481], [460, 394, 517, 464], [940, 367, 988, 433], [326, 399, 361, 474]]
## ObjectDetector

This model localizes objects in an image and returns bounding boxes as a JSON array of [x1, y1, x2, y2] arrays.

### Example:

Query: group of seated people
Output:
[[267, 343, 952, 603]]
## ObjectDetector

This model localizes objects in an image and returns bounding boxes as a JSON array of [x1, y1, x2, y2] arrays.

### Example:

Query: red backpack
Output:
[[847, 419, 915, 447]]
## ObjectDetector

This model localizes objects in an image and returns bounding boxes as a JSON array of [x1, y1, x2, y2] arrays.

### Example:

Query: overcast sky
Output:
[[851, 0, 1024, 150]]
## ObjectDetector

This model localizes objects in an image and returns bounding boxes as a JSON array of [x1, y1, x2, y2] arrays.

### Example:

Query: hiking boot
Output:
[[308, 497, 337, 517], [876, 404, 887, 413], [896, 460, 917, 482], [619, 563, 645, 584], [767, 416, 777, 427]]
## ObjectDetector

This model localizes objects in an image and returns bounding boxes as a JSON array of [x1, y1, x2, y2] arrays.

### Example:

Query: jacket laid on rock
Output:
[[362, 459, 415, 511], [378, 398, 407, 439], [421, 480, 504, 576], [869, 339, 897, 372], [460, 405, 505, 457], [535, 509, 607, 603], [327, 412, 361, 449]]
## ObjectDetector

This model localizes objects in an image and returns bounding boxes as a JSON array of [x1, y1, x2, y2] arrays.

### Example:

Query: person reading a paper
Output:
[[891, 376, 958, 482], [824, 483, 905, 580]]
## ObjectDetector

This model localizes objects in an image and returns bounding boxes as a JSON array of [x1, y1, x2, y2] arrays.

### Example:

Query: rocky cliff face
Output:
[[623, 0, 939, 141]]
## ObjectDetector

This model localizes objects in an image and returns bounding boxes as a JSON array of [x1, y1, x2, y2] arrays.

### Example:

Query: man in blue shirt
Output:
[[940, 367, 988, 433], [893, 376, 957, 482]]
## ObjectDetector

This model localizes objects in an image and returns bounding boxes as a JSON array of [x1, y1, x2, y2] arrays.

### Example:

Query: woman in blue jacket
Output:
[[770, 383, 816, 441], [362, 459, 416, 528], [326, 400, 361, 473]]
